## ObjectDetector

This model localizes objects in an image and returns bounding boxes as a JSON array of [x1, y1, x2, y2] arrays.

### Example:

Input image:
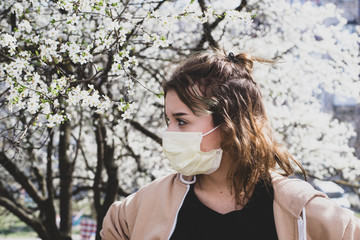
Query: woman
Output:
[[101, 51, 360, 240]]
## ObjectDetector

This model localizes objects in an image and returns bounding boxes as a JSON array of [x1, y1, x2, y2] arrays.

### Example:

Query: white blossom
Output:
[[18, 20, 32, 34], [0, 34, 17, 55], [11, 2, 24, 16], [47, 113, 65, 128], [27, 95, 40, 114]]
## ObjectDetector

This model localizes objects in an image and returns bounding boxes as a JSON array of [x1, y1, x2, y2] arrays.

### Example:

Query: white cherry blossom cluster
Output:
[[11, 2, 25, 16], [239, 0, 360, 183], [60, 42, 93, 64], [0, 34, 17, 56], [225, 9, 253, 25], [67, 85, 111, 115]]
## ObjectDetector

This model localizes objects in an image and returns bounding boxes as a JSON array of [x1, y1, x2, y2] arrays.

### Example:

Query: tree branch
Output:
[[0, 181, 32, 215], [195, 0, 247, 50], [124, 0, 167, 43], [127, 119, 162, 145], [0, 197, 49, 238], [0, 182, 49, 239], [0, 152, 45, 206]]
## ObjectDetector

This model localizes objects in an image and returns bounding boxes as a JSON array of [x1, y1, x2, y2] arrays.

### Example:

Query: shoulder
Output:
[[137, 173, 185, 195], [271, 172, 327, 217], [271, 172, 360, 239], [305, 195, 359, 239], [110, 173, 186, 212], [101, 173, 186, 239]]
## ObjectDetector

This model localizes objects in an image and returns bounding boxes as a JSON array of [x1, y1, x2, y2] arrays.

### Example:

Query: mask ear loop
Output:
[[202, 125, 220, 137], [180, 174, 196, 184]]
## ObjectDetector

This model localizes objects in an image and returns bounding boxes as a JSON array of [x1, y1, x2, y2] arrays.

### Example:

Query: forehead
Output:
[[165, 90, 193, 115]]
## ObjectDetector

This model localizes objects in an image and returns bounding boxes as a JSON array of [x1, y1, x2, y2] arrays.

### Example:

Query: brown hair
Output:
[[163, 50, 306, 204]]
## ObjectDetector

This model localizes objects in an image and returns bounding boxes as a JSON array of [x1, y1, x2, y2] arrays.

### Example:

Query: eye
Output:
[[177, 119, 187, 126]]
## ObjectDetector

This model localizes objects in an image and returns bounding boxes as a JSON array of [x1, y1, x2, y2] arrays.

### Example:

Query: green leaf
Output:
[[12, 97, 19, 104], [156, 92, 164, 98], [17, 86, 25, 93]]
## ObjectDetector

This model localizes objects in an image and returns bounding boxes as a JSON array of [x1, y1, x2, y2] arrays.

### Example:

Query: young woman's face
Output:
[[165, 90, 221, 152]]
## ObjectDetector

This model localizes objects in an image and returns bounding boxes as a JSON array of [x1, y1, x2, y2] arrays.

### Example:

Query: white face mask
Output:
[[162, 126, 223, 176]]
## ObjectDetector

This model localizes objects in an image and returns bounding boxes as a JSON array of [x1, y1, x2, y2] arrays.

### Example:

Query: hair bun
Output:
[[227, 52, 254, 74], [236, 53, 254, 73]]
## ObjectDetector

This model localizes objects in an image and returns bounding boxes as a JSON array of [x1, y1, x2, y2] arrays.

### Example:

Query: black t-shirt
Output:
[[170, 179, 278, 240]]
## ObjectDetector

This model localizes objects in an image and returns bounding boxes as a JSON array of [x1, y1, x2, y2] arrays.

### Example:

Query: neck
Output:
[[196, 153, 232, 193]]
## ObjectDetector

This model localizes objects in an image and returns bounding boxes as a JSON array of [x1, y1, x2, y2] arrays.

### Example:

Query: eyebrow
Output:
[[172, 112, 189, 117], [164, 112, 189, 118]]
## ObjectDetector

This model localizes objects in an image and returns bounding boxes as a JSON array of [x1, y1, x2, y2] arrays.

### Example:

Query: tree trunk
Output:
[[59, 120, 74, 239], [96, 139, 118, 240], [93, 118, 119, 240]]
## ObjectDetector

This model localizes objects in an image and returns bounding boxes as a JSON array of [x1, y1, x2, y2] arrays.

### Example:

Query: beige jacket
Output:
[[101, 173, 360, 240]]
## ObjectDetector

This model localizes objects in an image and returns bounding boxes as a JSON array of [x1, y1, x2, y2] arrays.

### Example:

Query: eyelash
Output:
[[165, 117, 187, 126], [177, 119, 187, 126]]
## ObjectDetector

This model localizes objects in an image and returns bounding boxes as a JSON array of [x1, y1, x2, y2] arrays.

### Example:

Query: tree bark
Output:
[[94, 119, 118, 240], [93, 117, 104, 222], [59, 120, 74, 239], [43, 130, 62, 239]]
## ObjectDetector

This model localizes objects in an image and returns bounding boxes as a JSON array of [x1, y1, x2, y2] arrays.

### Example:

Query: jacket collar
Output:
[[175, 171, 326, 218]]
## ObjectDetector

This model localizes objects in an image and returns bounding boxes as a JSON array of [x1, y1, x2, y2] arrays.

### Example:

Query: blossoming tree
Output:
[[0, 0, 359, 239]]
